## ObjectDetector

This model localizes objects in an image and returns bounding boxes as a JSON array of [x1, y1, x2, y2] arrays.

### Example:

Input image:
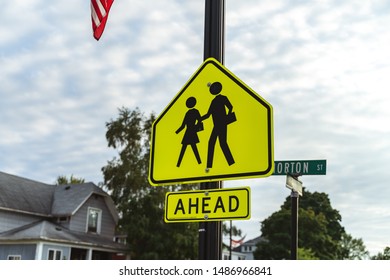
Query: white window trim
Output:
[[7, 255, 21, 260], [86, 207, 102, 234], [47, 249, 62, 260]]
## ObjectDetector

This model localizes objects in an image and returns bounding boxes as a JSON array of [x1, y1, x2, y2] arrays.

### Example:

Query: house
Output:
[[0, 171, 127, 260], [233, 236, 264, 260], [222, 249, 247, 260]]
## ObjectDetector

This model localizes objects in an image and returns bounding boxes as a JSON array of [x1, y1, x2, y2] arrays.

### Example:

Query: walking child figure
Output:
[[176, 96, 203, 167]]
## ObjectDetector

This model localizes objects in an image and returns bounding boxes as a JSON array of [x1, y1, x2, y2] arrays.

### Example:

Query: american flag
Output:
[[231, 235, 246, 247], [91, 0, 114, 40]]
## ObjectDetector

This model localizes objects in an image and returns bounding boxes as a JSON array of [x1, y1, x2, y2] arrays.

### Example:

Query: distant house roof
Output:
[[0, 171, 118, 223], [242, 236, 264, 245], [233, 235, 265, 252], [0, 220, 126, 251]]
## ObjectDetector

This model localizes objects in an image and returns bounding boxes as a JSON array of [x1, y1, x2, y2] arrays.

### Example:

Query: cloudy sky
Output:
[[1, 0, 390, 256]]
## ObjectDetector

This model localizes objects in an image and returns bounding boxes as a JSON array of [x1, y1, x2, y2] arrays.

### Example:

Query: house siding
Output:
[[69, 195, 116, 238], [235, 236, 263, 260], [0, 210, 40, 233], [0, 172, 125, 260], [0, 244, 36, 260]]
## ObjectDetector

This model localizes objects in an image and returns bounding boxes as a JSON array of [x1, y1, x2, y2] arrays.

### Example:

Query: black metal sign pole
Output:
[[203, 0, 225, 63], [198, 0, 225, 260], [291, 190, 299, 260]]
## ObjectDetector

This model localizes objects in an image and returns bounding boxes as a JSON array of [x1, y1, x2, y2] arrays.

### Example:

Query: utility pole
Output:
[[229, 220, 233, 259], [198, 0, 225, 260]]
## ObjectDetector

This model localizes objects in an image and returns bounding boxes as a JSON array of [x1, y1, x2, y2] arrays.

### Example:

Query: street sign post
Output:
[[199, 0, 225, 260], [148, 58, 274, 186], [273, 160, 326, 176], [285, 174, 304, 260], [274, 159, 327, 260], [286, 174, 303, 196], [164, 187, 250, 223]]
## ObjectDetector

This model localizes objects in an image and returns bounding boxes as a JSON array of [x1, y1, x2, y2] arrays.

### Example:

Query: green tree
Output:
[[101, 107, 199, 259], [254, 189, 367, 260], [288, 190, 344, 242], [55, 174, 85, 185], [254, 209, 291, 259], [371, 247, 390, 260], [222, 222, 242, 237], [298, 248, 319, 260], [339, 233, 369, 260]]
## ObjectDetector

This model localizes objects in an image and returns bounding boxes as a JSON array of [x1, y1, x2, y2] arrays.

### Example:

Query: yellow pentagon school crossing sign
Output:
[[164, 187, 251, 223], [149, 58, 274, 186]]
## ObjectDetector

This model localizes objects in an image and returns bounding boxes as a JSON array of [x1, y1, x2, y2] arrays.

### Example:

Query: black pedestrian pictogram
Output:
[[202, 82, 236, 168], [175, 97, 203, 167]]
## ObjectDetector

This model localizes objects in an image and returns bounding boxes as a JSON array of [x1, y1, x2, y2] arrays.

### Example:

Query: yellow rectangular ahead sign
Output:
[[164, 187, 250, 223]]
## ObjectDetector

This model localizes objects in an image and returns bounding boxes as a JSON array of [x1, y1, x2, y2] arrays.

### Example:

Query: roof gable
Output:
[[52, 182, 107, 216], [52, 183, 119, 223]]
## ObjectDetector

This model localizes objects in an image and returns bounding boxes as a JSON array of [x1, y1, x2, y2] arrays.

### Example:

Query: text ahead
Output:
[[164, 187, 251, 223]]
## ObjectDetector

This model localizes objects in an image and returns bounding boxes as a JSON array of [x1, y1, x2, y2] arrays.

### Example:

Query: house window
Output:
[[48, 249, 62, 260], [87, 207, 102, 234], [58, 216, 69, 223], [7, 255, 21, 260]]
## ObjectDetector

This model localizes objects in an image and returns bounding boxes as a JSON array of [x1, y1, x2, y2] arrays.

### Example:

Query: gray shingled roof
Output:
[[0, 171, 118, 223], [0, 171, 53, 215]]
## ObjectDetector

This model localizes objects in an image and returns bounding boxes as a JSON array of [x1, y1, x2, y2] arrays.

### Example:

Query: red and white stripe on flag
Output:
[[91, 0, 114, 40]]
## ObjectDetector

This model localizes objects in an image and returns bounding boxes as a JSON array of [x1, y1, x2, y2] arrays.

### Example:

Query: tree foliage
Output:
[[339, 233, 369, 260], [371, 247, 390, 260], [297, 248, 319, 260], [222, 222, 242, 237], [253, 189, 368, 260], [101, 107, 199, 259], [55, 174, 85, 185]]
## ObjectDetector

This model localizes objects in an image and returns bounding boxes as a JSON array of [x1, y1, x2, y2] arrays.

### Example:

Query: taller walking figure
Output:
[[202, 81, 236, 168]]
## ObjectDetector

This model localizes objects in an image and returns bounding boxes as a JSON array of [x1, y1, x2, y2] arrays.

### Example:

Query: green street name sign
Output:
[[273, 160, 326, 176]]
